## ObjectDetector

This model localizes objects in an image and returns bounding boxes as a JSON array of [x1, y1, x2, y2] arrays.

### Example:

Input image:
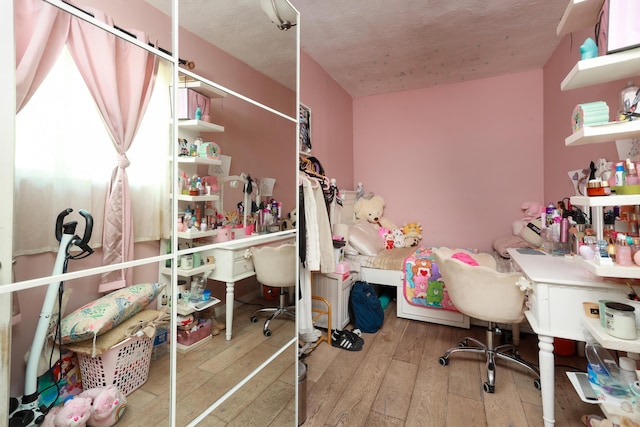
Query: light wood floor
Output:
[[103, 297, 603, 427], [303, 301, 602, 427], [116, 297, 297, 426]]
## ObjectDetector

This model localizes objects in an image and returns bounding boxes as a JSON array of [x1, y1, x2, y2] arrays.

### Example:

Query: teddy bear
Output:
[[401, 222, 423, 246], [354, 194, 397, 230]]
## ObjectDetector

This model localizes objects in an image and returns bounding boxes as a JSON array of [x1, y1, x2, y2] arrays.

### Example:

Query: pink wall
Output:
[[543, 28, 627, 205], [299, 52, 354, 190], [351, 71, 544, 252]]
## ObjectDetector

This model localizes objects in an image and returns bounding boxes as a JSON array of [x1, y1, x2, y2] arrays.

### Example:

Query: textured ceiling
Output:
[[147, 0, 569, 98]]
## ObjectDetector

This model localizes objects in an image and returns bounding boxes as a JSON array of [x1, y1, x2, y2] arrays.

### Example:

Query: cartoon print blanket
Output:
[[403, 246, 458, 312]]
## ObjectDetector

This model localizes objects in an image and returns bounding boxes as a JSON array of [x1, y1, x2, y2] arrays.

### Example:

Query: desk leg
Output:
[[226, 281, 235, 341], [539, 334, 555, 427]]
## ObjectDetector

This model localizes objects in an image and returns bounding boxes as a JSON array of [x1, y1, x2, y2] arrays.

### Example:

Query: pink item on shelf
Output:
[[215, 226, 232, 242], [335, 261, 350, 275]]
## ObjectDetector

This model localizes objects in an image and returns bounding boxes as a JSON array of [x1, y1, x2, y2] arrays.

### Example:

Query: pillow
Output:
[[348, 221, 384, 256], [60, 283, 165, 345], [451, 252, 480, 266]]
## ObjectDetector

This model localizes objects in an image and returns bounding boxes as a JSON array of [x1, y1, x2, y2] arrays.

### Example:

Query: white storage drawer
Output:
[[312, 272, 355, 330]]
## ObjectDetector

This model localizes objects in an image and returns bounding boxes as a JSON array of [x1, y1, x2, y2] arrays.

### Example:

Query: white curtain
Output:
[[14, 47, 171, 256]]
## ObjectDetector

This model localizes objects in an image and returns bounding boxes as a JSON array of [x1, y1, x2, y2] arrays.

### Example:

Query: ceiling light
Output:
[[260, 0, 297, 30]]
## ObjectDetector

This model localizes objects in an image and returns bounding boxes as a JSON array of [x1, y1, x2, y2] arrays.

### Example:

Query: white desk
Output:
[[208, 230, 295, 340], [508, 248, 631, 427]]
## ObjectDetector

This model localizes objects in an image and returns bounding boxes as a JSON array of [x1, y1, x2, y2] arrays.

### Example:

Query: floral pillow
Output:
[[60, 283, 165, 345]]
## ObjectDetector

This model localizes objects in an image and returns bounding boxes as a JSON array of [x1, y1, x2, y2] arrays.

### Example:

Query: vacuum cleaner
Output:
[[9, 208, 93, 427]]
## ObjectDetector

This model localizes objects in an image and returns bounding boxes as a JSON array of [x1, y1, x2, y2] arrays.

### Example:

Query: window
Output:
[[14, 47, 171, 255]]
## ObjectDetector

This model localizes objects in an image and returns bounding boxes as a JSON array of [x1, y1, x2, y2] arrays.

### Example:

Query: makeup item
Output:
[[627, 159, 638, 185], [616, 236, 633, 266], [192, 252, 201, 268], [181, 255, 193, 270], [560, 217, 569, 243], [586, 180, 611, 196], [616, 162, 626, 187], [605, 302, 637, 340], [600, 300, 614, 328]]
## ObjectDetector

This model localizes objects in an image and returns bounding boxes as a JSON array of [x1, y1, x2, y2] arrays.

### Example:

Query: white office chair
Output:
[[249, 243, 296, 337], [433, 248, 540, 393]]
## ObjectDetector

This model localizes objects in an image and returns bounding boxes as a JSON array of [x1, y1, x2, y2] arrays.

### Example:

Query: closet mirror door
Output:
[[173, 86, 298, 425], [11, 1, 172, 422], [144, 0, 298, 118], [14, 0, 174, 282]]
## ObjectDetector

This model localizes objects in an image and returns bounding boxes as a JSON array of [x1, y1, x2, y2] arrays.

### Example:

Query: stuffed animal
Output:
[[281, 209, 296, 230], [512, 201, 543, 247], [354, 195, 397, 230], [78, 385, 127, 427], [42, 396, 92, 427], [391, 228, 406, 248], [401, 222, 423, 246]]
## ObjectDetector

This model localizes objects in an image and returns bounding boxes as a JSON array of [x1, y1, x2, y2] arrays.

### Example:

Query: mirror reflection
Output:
[[11, 0, 297, 425], [147, 0, 298, 117]]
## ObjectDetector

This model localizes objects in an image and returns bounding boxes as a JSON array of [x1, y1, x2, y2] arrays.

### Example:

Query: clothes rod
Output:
[[61, 0, 195, 69]]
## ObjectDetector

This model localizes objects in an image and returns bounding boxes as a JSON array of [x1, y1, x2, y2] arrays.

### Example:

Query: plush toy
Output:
[[43, 386, 127, 427], [354, 195, 397, 230], [401, 222, 423, 246], [42, 396, 92, 427], [78, 385, 127, 427], [378, 227, 395, 249], [391, 228, 406, 248], [281, 209, 296, 230], [512, 201, 543, 247]]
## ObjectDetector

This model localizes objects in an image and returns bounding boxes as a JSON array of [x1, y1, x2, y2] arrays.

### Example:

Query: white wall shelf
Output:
[[581, 315, 640, 352], [571, 194, 640, 207], [161, 262, 215, 278], [566, 120, 640, 146], [175, 156, 222, 166], [177, 229, 217, 239], [177, 119, 224, 133], [556, 0, 604, 36], [561, 47, 640, 91], [574, 256, 640, 279], [175, 194, 219, 202], [179, 79, 227, 99]]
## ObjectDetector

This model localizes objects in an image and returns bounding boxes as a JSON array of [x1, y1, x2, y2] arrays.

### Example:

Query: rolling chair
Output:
[[249, 243, 296, 336], [433, 248, 540, 393]]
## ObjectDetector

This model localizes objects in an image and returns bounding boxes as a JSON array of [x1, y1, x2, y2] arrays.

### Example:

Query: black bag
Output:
[[349, 281, 384, 333]]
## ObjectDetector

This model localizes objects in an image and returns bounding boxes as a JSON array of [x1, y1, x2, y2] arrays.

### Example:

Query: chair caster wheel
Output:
[[251, 316, 258, 323], [483, 382, 495, 393], [534, 379, 541, 390], [264, 329, 272, 337], [438, 356, 448, 366]]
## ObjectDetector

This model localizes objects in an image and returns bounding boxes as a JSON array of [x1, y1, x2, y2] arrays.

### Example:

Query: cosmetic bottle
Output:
[[616, 162, 626, 187], [616, 235, 633, 266], [626, 159, 639, 185]]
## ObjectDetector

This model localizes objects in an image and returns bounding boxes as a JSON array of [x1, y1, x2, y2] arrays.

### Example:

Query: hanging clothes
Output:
[[298, 173, 334, 341]]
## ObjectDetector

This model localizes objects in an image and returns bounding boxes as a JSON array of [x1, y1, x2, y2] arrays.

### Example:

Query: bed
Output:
[[331, 190, 471, 329]]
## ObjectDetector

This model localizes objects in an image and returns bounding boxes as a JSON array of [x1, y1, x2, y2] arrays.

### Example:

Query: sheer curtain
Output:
[[14, 47, 170, 256]]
